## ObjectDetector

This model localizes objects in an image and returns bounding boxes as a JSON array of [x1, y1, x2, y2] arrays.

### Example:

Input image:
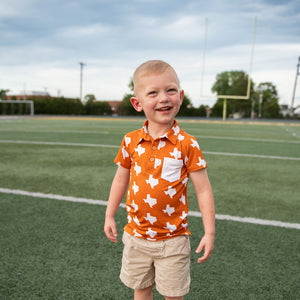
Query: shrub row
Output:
[[0, 97, 113, 116]]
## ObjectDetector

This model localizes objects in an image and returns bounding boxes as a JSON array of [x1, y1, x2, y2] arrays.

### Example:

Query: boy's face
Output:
[[131, 70, 184, 128]]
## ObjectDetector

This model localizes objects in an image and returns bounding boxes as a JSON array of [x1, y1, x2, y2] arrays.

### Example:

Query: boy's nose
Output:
[[158, 91, 169, 102]]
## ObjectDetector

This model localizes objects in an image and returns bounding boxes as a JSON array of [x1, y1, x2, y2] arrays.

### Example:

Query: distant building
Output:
[[105, 101, 122, 114], [6, 91, 50, 100]]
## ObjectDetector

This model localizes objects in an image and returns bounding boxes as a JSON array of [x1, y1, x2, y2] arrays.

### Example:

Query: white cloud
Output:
[[0, 0, 36, 18], [56, 23, 116, 39], [159, 15, 204, 42]]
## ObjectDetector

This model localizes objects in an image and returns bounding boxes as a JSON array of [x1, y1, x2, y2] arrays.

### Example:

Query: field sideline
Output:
[[0, 116, 299, 299]]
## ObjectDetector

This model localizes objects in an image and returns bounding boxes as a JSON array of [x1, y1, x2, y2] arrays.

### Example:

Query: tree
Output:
[[198, 105, 208, 117], [117, 93, 143, 116], [84, 94, 113, 115], [177, 94, 193, 116], [117, 79, 143, 116], [0, 89, 9, 100], [256, 82, 280, 118], [211, 70, 255, 118], [84, 94, 96, 103]]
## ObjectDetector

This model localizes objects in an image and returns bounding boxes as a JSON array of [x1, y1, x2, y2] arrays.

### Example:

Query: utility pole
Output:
[[79, 62, 86, 102], [290, 56, 300, 116]]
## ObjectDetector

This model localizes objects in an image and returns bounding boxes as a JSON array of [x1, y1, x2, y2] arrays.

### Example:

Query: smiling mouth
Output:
[[156, 106, 172, 112]]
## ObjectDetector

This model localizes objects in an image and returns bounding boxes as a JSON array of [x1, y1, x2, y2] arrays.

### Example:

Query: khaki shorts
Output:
[[120, 231, 191, 297]]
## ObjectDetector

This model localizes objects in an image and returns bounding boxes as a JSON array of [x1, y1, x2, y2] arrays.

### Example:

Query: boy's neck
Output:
[[147, 120, 175, 140]]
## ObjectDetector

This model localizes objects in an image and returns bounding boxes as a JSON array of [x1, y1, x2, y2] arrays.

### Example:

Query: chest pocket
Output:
[[161, 157, 183, 182]]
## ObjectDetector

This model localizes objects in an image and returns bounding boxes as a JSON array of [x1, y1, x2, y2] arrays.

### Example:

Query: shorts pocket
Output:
[[161, 157, 183, 182]]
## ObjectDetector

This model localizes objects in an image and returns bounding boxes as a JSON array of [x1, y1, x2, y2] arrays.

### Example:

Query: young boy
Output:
[[104, 60, 215, 300]]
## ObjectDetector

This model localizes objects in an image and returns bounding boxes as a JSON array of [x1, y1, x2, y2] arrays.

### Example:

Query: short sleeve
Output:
[[185, 137, 207, 173], [114, 135, 132, 169]]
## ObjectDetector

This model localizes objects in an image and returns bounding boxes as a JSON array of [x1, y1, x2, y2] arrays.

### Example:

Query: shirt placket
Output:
[[146, 139, 159, 173]]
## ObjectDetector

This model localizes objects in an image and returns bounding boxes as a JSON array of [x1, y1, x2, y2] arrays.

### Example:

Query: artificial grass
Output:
[[1, 141, 299, 223], [1, 117, 299, 299], [0, 194, 299, 299]]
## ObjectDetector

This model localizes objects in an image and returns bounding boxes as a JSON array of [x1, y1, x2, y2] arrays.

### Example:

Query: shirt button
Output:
[[152, 146, 157, 150], [150, 157, 154, 162]]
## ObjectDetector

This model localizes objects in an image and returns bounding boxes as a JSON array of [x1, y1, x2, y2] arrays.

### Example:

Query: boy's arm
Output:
[[190, 168, 215, 263], [104, 165, 130, 243]]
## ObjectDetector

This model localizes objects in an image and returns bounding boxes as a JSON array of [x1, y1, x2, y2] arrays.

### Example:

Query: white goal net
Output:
[[0, 100, 34, 116]]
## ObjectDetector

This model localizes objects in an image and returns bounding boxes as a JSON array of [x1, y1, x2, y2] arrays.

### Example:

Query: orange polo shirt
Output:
[[114, 120, 207, 241]]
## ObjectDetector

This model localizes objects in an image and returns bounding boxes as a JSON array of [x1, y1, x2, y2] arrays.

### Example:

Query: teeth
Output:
[[158, 107, 171, 111]]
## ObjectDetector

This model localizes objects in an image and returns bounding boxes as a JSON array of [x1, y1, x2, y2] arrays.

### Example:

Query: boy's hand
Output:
[[195, 233, 214, 263], [104, 217, 118, 243]]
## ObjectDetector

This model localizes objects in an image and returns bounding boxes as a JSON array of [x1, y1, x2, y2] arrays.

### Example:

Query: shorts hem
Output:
[[120, 274, 154, 291], [156, 286, 190, 297]]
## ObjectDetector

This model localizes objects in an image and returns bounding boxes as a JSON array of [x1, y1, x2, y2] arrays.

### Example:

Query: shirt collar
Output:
[[139, 120, 181, 145]]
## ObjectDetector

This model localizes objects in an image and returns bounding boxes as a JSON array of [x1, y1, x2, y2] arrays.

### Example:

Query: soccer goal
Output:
[[0, 100, 34, 116]]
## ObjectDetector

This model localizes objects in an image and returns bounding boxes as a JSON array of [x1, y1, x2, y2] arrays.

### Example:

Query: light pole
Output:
[[258, 93, 263, 118], [257, 84, 268, 119], [79, 62, 86, 102], [290, 56, 300, 116]]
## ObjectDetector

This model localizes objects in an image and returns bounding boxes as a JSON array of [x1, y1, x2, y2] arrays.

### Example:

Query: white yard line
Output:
[[0, 188, 299, 230], [0, 129, 109, 134], [1, 139, 299, 160], [194, 135, 300, 144], [203, 151, 300, 161], [0, 139, 119, 148], [1, 128, 299, 143]]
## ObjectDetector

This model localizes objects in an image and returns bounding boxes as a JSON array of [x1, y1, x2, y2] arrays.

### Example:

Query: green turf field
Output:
[[0, 117, 299, 299]]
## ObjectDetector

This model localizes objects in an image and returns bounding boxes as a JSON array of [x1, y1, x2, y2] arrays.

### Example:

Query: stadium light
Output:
[[290, 56, 300, 116]]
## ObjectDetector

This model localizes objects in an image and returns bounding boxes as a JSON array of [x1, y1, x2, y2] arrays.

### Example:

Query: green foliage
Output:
[[0, 89, 9, 99], [1, 94, 112, 116], [198, 105, 208, 117], [0, 101, 30, 115], [212, 70, 250, 96], [211, 70, 254, 118], [117, 93, 144, 116], [177, 94, 192, 116], [211, 71, 282, 118], [258, 82, 280, 118], [33, 97, 84, 115], [211, 99, 225, 117], [85, 100, 113, 116], [84, 94, 96, 103]]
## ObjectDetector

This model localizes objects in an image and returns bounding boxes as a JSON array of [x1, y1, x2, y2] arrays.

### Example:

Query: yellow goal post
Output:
[[200, 17, 257, 120]]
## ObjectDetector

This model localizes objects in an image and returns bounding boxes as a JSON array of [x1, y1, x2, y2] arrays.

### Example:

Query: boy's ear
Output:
[[130, 97, 143, 112], [179, 89, 184, 106]]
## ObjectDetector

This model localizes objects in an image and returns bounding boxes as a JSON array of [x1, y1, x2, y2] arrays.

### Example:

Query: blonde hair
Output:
[[133, 60, 179, 94]]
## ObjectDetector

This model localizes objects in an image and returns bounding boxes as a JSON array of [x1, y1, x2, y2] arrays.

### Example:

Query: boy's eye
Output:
[[168, 88, 177, 93], [148, 91, 157, 96]]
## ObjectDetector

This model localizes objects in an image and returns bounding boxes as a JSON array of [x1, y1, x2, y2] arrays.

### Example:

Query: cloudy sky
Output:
[[1, 0, 299, 107]]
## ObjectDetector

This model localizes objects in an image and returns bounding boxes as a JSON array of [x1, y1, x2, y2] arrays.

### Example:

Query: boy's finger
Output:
[[104, 225, 117, 243], [195, 243, 204, 254], [197, 249, 212, 263], [109, 228, 118, 243]]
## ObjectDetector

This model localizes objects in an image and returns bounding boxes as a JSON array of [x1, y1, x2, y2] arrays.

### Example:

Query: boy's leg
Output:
[[165, 297, 183, 300], [134, 284, 155, 300], [155, 236, 190, 298]]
